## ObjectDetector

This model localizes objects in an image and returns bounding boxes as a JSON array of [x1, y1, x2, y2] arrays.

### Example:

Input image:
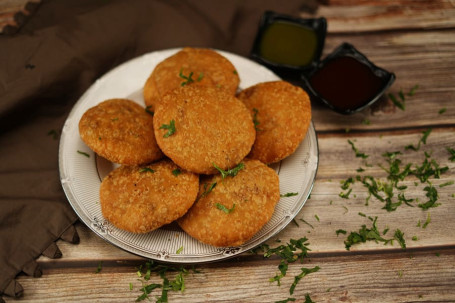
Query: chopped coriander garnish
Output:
[[172, 168, 181, 176], [160, 119, 176, 138], [289, 266, 320, 295], [198, 182, 217, 201], [418, 185, 440, 209], [233, 70, 238, 75], [339, 188, 352, 199], [389, 92, 405, 110], [129, 282, 133, 290], [304, 294, 316, 303], [77, 150, 90, 158], [215, 203, 235, 214], [145, 105, 154, 116], [111, 117, 119, 121], [408, 84, 419, 96], [299, 219, 314, 229], [197, 72, 204, 82], [439, 180, 454, 187], [422, 213, 431, 229], [179, 68, 195, 86], [176, 246, 183, 254], [412, 236, 418, 241], [280, 192, 298, 198], [439, 108, 447, 114], [348, 139, 369, 159], [405, 128, 432, 151], [447, 147, 455, 162], [394, 229, 406, 250], [362, 118, 371, 125], [95, 261, 103, 273], [213, 162, 244, 179], [292, 219, 299, 227], [252, 108, 262, 131], [314, 214, 320, 222], [336, 229, 347, 236], [139, 167, 155, 173]]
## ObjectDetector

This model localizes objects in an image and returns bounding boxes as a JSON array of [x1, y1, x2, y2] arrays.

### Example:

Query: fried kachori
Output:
[[79, 98, 163, 165], [100, 160, 199, 233], [237, 81, 312, 164], [153, 86, 255, 175], [178, 158, 280, 247]]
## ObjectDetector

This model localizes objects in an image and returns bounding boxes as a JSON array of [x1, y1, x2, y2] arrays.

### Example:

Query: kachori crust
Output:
[[153, 86, 255, 175], [79, 98, 163, 165], [100, 160, 199, 233], [143, 47, 240, 110], [178, 159, 280, 247], [237, 81, 312, 164]]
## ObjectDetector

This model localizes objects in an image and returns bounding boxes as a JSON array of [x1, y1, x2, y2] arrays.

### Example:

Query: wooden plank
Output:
[[37, 129, 455, 264], [309, 30, 455, 132], [301, 0, 455, 32], [19, 249, 455, 302]]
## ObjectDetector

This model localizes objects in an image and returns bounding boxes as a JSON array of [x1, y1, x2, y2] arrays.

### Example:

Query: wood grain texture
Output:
[[19, 250, 455, 303]]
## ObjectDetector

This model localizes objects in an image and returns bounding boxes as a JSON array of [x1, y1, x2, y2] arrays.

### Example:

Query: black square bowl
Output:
[[250, 11, 327, 76], [301, 43, 396, 114]]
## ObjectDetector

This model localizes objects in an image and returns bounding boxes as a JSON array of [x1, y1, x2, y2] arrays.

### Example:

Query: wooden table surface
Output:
[[6, 0, 455, 302]]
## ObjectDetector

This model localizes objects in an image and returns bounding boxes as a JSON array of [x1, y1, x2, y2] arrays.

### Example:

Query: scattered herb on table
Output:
[[95, 261, 103, 273], [439, 108, 447, 114], [447, 147, 455, 162], [160, 119, 176, 138], [290, 267, 320, 295], [347, 140, 369, 159], [405, 128, 432, 151], [176, 246, 183, 254]]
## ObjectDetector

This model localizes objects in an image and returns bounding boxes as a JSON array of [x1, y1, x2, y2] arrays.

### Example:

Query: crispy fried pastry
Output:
[[178, 159, 280, 247], [79, 98, 162, 165], [143, 47, 240, 110], [237, 81, 312, 164], [153, 86, 255, 175], [100, 160, 199, 233]]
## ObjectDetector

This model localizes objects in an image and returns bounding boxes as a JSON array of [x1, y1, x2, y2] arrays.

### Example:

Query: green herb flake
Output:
[[281, 192, 298, 198], [160, 119, 176, 138], [252, 108, 262, 131], [412, 236, 418, 241], [439, 108, 447, 114], [422, 213, 431, 229], [172, 168, 181, 176], [198, 182, 217, 200], [408, 84, 419, 96], [213, 162, 244, 179], [215, 202, 235, 214], [405, 128, 432, 151], [129, 282, 133, 290], [176, 246, 184, 254], [314, 214, 320, 222], [299, 219, 314, 229], [389, 92, 405, 110], [292, 219, 299, 227], [197, 72, 204, 82], [95, 261, 103, 273], [289, 266, 320, 295], [179, 68, 195, 86], [447, 147, 455, 162], [77, 150, 90, 158], [362, 118, 371, 125], [336, 229, 347, 236], [440, 180, 454, 187], [348, 139, 369, 159], [139, 167, 155, 174], [394, 229, 406, 250]]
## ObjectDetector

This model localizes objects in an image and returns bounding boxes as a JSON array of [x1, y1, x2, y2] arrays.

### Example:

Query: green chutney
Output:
[[259, 21, 318, 67]]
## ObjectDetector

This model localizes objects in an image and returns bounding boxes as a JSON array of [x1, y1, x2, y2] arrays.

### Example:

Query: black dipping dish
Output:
[[301, 43, 396, 114], [250, 11, 327, 77]]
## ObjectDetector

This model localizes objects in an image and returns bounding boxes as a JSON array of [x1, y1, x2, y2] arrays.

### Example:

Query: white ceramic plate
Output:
[[59, 48, 319, 263]]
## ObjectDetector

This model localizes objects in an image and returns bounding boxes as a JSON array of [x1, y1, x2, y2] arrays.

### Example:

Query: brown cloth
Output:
[[0, 0, 314, 300]]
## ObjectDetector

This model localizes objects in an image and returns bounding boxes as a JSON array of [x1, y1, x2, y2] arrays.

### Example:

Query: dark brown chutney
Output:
[[303, 43, 395, 114]]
